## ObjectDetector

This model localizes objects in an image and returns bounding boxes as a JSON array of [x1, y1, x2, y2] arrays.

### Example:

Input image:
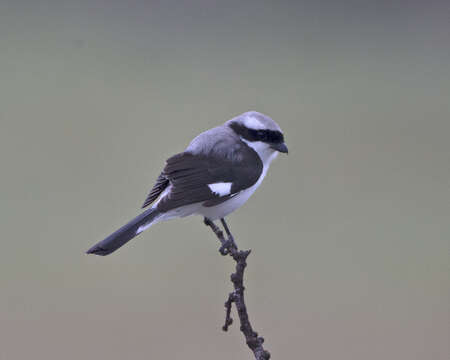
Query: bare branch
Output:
[[204, 218, 271, 360]]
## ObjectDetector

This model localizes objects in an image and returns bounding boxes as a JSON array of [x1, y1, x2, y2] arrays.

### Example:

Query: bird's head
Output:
[[228, 111, 288, 164]]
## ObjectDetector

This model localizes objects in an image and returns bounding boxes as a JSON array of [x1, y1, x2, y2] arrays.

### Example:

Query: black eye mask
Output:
[[229, 122, 284, 144]]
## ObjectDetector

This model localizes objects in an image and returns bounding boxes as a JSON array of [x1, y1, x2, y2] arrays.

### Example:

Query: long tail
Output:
[[86, 208, 160, 256]]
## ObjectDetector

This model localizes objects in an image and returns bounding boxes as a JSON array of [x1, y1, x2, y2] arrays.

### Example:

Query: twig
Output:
[[204, 218, 271, 360]]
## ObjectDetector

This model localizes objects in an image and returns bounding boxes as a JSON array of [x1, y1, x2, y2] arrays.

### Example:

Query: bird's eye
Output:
[[257, 131, 266, 140]]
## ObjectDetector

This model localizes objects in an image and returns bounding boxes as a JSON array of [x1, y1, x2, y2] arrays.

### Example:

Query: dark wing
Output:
[[141, 172, 170, 208], [156, 149, 262, 213]]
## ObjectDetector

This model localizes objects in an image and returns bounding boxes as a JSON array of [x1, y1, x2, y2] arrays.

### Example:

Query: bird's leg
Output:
[[203, 217, 229, 255], [221, 218, 237, 250]]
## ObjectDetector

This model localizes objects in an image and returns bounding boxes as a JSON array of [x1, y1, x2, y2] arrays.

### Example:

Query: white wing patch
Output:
[[208, 182, 232, 197]]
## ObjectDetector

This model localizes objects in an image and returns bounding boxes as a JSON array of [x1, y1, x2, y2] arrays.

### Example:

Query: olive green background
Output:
[[1, 1, 449, 359]]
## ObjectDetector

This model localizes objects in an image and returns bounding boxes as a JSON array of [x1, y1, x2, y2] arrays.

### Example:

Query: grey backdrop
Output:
[[1, 1, 449, 359]]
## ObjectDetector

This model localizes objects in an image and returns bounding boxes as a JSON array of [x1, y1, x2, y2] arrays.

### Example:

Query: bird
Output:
[[86, 111, 288, 256]]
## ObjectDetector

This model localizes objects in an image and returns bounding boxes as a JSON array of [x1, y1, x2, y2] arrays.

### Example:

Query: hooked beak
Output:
[[270, 142, 289, 154]]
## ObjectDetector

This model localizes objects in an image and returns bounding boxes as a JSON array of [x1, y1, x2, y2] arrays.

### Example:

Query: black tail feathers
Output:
[[86, 208, 159, 256]]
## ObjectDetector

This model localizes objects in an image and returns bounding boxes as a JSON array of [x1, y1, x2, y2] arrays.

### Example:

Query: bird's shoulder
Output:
[[185, 125, 248, 162]]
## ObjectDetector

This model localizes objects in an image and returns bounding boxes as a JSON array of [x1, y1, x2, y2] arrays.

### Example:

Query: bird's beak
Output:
[[270, 142, 288, 154]]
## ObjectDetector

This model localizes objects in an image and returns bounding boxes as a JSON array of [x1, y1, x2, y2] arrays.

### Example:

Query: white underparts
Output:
[[208, 182, 232, 196]]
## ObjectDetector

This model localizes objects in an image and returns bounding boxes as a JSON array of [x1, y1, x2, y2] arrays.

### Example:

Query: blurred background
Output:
[[0, 1, 449, 359]]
